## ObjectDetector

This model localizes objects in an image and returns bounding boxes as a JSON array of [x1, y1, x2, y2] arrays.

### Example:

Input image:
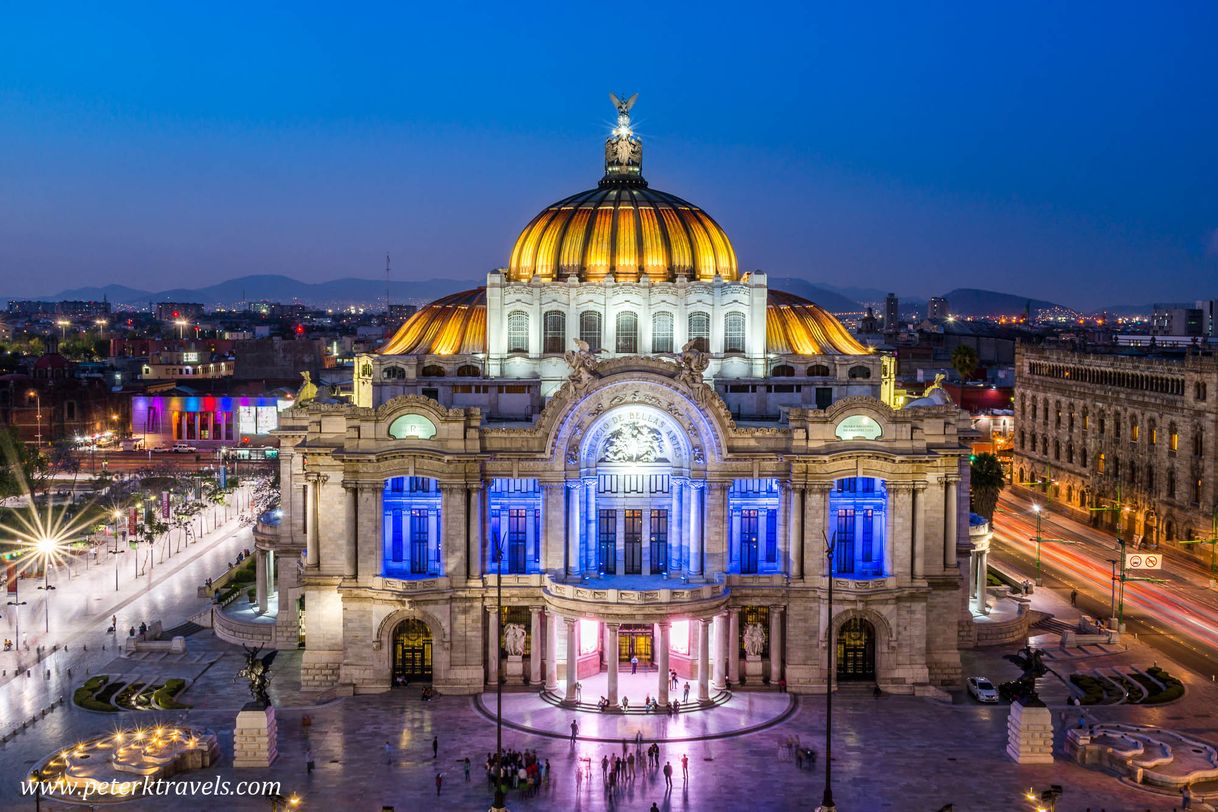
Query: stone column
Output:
[[711, 613, 727, 691], [564, 617, 578, 702], [803, 483, 830, 579], [705, 482, 729, 576], [944, 475, 959, 568], [357, 484, 381, 579], [656, 621, 671, 704], [583, 478, 597, 575], [305, 474, 320, 568], [889, 483, 911, 579], [542, 482, 565, 572], [789, 485, 804, 577], [697, 618, 711, 702], [468, 484, 483, 581], [776, 484, 790, 573], [912, 483, 927, 579], [769, 606, 784, 684], [544, 611, 559, 691], [343, 483, 358, 579], [605, 622, 619, 705], [688, 480, 704, 576], [255, 549, 268, 613], [486, 607, 499, 687], [529, 607, 543, 685], [670, 478, 685, 571], [727, 608, 740, 685], [566, 481, 581, 577]]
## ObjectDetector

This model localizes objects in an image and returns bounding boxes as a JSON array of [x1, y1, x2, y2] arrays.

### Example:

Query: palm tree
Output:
[[951, 345, 979, 381], [970, 452, 1006, 522]]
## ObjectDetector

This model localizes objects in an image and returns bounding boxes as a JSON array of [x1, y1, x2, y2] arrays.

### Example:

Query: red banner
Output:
[[128, 507, 138, 535], [161, 490, 171, 519], [5, 563, 15, 593]]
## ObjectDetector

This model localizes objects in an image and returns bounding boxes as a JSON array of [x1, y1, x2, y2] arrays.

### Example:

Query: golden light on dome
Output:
[[379, 289, 487, 356], [766, 290, 871, 356]]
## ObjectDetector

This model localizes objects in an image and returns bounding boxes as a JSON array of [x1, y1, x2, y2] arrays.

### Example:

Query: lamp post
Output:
[[492, 530, 505, 759], [1170, 508, 1218, 577], [111, 509, 124, 591], [6, 575, 27, 648], [174, 319, 188, 340], [1028, 503, 1077, 586], [36, 537, 61, 634], [817, 530, 837, 812], [27, 390, 42, 449]]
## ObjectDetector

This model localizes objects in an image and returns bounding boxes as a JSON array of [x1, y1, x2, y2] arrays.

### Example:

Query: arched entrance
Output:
[[836, 618, 876, 681], [392, 619, 433, 683]]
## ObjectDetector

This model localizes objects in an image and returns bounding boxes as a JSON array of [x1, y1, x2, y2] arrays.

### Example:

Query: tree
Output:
[[970, 452, 1006, 522], [951, 345, 979, 381], [0, 425, 48, 499]]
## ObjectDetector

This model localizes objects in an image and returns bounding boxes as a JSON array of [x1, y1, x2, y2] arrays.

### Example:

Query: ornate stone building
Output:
[[251, 98, 973, 699], [1014, 343, 1217, 550]]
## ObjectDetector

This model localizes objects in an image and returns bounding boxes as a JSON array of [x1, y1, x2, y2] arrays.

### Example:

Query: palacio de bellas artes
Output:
[[265, 95, 975, 703]]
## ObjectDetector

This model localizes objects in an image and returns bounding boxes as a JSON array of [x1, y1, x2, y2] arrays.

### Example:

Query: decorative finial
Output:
[[602, 92, 645, 187]]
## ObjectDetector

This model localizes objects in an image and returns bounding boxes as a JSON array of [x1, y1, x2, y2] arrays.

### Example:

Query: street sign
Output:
[[1126, 553, 1162, 570]]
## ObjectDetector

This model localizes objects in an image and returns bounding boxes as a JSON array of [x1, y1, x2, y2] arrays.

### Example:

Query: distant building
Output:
[[130, 388, 290, 449], [0, 354, 129, 444], [233, 337, 327, 381], [859, 306, 880, 334], [140, 342, 234, 381], [6, 300, 111, 318], [927, 297, 949, 322], [884, 293, 900, 332], [1196, 299, 1218, 338], [388, 303, 419, 323], [155, 302, 205, 322], [1151, 303, 1204, 337]]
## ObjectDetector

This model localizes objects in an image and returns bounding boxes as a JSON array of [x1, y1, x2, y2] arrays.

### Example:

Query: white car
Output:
[[967, 676, 999, 703], [171, 443, 198, 453]]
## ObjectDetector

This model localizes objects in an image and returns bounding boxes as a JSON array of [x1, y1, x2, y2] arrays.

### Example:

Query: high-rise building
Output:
[[884, 293, 900, 332], [1151, 303, 1204, 337], [927, 297, 950, 322]]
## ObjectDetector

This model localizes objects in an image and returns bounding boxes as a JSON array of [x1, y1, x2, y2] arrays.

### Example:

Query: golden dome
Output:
[[508, 187, 738, 284], [766, 290, 871, 356], [378, 287, 869, 358], [379, 288, 486, 356]]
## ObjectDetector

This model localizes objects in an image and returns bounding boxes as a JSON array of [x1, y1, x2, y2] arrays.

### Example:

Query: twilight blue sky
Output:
[[1, 3, 1216, 309]]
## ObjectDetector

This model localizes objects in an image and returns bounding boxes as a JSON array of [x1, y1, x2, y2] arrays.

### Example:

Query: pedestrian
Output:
[[464, 756, 471, 782], [384, 740, 392, 766], [601, 754, 609, 782], [1182, 784, 1193, 809], [433, 735, 438, 758], [631, 654, 639, 675], [681, 753, 688, 784], [306, 747, 314, 775], [1070, 588, 1078, 607], [873, 684, 882, 699], [435, 771, 443, 796], [663, 761, 673, 789], [544, 758, 550, 783], [651, 804, 660, 812], [575, 681, 582, 702], [570, 719, 579, 743]]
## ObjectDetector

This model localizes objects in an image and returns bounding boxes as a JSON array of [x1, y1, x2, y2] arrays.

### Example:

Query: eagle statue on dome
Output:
[[605, 92, 643, 175]]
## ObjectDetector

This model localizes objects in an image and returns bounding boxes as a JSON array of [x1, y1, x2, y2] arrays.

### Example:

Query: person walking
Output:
[[570, 719, 579, 743], [432, 735, 438, 759], [631, 654, 639, 675], [435, 771, 443, 796], [663, 761, 673, 790], [1182, 784, 1193, 809], [384, 741, 393, 766], [681, 753, 688, 784], [1070, 588, 1078, 607], [601, 754, 609, 782], [650, 804, 660, 812], [305, 747, 314, 775], [575, 681, 582, 702], [683, 681, 690, 703]]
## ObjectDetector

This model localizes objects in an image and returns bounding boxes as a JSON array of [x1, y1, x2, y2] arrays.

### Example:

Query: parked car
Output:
[[966, 676, 999, 703], [171, 443, 198, 453]]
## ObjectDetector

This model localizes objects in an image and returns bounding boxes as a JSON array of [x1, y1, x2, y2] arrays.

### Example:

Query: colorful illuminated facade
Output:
[[242, 99, 974, 700], [130, 393, 289, 449]]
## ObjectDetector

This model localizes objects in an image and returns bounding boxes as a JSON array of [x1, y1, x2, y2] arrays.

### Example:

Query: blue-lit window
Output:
[[861, 509, 874, 562], [487, 478, 541, 575], [650, 510, 669, 574], [765, 510, 777, 563], [834, 509, 855, 574], [829, 478, 887, 578], [728, 479, 780, 575], [507, 508, 527, 574], [383, 476, 442, 579], [598, 509, 617, 574], [740, 509, 759, 574], [409, 509, 429, 574]]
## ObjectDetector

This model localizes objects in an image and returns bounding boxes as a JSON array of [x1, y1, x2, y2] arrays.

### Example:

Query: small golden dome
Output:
[[766, 290, 871, 356], [379, 288, 486, 356]]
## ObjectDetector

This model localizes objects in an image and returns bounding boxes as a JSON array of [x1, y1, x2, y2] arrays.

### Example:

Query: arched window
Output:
[[382, 365, 406, 380], [1148, 419, 1157, 445], [771, 364, 795, 377], [724, 313, 746, 353], [543, 310, 566, 354], [616, 311, 639, 354], [687, 312, 710, 351], [1169, 423, 1179, 452], [848, 365, 871, 379], [651, 312, 674, 353], [808, 363, 831, 377], [456, 364, 480, 377], [420, 364, 445, 377], [507, 311, 529, 353], [579, 311, 602, 352]]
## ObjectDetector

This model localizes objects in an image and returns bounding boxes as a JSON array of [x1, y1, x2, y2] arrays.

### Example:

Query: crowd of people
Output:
[[484, 749, 549, 797], [595, 693, 686, 714]]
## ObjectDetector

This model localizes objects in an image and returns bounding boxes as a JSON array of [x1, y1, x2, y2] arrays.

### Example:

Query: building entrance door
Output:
[[836, 618, 875, 681], [624, 510, 643, 574], [393, 619, 433, 682], [618, 625, 653, 664]]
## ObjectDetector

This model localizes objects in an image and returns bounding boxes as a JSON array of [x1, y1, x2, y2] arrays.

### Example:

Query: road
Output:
[[74, 449, 276, 475], [0, 486, 255, 735], [989, 489, 1218, 679]]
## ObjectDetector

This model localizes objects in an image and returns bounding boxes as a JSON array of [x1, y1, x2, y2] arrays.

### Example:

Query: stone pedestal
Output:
[[504, 655, 525, 685], [743, 654, 764, 680], [233, 704, 278, 768], [1006, 701, 1054, 764]]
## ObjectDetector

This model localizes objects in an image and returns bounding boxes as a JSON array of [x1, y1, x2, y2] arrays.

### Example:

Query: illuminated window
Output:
[[651, 312, 674, 353], [1097, 452, 1105, 474], [507, 311, 529, 353], [687, 312, 709, 351], [616, 312, 639, 354], [1130, 422, 1139, 442], [669, 620, 690, 655], [579, 311, 602, 352], [543, 311, 566, 354], [724, 312, 746, 353], [578, 619, 599, 655], [1169, 425, 1179, 452]]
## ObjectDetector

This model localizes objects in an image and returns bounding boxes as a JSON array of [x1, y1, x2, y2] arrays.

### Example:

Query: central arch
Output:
[[392, 618, 433, 683], [836, 618, 876, 681]]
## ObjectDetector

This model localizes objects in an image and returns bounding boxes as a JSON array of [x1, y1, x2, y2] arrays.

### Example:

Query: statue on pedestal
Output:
[[237, 645, 274, 707], [742, 623, 767, 658], [503, 623, 527, 657]]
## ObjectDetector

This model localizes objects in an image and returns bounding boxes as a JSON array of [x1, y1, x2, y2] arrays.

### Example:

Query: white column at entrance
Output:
[[564, 617, 579, 703], [789, 486, 804, 578], [688, 481, 704, 576], [343, 483, 358, 578], [544, 611, 559, 691], [944, 475, 959, 568], [656, 621, 671, 704], [769, 606, 784, 685], [566, 481, 581, 577], [529, 607, 543, 685], [711, 613, 727, 691], [605, 622, 619, 705], [469, 484, 483, 581], [912, 483, 927, 579], [486, 608, 500, 686], [305, 474, 320, 568], [727, 608, 740, 685], [255, 549, 268, 613], [697, 618, 711, 703]]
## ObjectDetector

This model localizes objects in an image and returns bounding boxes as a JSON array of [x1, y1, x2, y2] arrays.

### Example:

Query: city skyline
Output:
[[2, 4, 1217, 309]]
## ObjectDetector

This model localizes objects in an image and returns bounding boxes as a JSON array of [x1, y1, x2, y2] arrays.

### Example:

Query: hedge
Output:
[[1142, 667, 1185, 704], [74, 675, 117, 712], [1069, 674, 1106, 705], [151, 678, 191, 710]]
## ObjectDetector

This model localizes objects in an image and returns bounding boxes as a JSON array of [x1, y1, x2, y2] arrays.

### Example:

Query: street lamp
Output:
[[6, 575, 27, 649], [56, 319, 70, 339], [111, 509, 125, 592], [817, 530, 837, 812], [491, 530, 505, 759], [36, 536, 61, 634], [1169, 508, 1218, 577], [174, 319, 188, 339], [26, 390, 42, 449], [1028, 503, 1077, 586]]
